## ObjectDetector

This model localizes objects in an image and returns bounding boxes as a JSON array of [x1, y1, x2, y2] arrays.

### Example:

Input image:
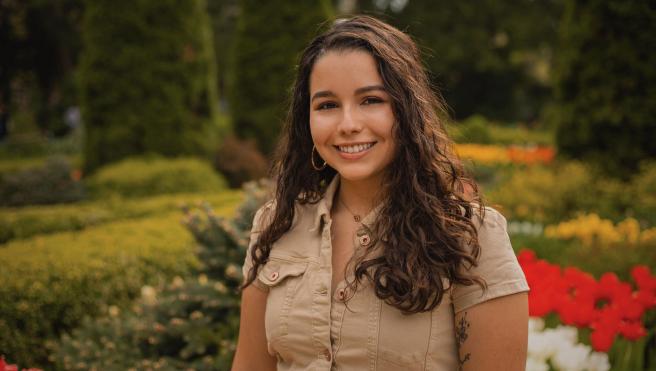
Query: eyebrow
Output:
[[310, 85, 387, 103]]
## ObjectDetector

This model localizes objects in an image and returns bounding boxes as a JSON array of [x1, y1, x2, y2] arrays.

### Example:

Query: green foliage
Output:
[[452, 115, 493, 144], [552, 0, 656, 178], [487, 160, 655, 226], [52, 180, 271, 369], [450, 115, 553, 146], [0, 190, 242, 244], [368, 0, 560, 121], [487, 161, 608, 223], [0, 0, 84, 136], [229, 0, 332, 153], [206, 0, 240, 101], [0, 156, 85, 207], [0, 212, 202, 368], [80, 0, 224, 173], [632, 162, 656, 225], [449, 115, 554, 147], [85, 156, 228, 199]]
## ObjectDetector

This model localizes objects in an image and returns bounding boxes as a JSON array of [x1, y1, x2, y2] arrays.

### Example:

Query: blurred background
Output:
[[0, 0, 654, 370]]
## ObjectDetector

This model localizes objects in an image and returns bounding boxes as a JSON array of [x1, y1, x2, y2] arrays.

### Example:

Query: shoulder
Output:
[[470, 205, 510, 251], [250, 200, 276, 234], [250, 197, 321, 256], [457, 203, 508, 232]]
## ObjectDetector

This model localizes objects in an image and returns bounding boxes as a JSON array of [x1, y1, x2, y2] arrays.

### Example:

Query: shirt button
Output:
[[269, 271, 279, 280], [358, 234, 371, 247], [323, 348, 332, 362], [337, 288, 346, 301]]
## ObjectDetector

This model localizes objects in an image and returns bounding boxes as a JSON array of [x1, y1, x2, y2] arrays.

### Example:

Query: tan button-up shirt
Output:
[[242, 175, 529, 371]]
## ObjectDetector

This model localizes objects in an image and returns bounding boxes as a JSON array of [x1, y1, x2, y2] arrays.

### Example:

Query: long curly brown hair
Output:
[[243, 16, 487, 314]]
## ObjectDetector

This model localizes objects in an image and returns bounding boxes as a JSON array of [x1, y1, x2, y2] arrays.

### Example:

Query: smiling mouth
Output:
[[335, 142, 376, 154]]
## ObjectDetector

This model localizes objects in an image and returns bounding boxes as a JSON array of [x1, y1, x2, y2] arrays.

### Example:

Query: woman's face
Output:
[[309, 49, 396, 185]]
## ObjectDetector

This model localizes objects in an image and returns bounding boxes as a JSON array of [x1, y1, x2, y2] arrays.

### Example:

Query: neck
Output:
[[337, 175, 384, 217]]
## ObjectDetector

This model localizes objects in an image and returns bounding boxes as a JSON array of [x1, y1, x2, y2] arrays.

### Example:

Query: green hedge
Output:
[[448, 115, 553, 145], [0, 156, 85, 207], [85, 156, 227, 199], [0, 190, 242, 244], [51, 179, 270, 370], [0, 155, 81, 176], [0, 197, 241, 368]]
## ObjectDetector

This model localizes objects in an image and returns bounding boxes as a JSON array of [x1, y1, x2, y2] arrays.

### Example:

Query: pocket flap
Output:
[[258, 260, 308, 287]]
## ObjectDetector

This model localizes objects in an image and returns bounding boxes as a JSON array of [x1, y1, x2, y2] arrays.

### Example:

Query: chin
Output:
[[335, 167, 384, 183]]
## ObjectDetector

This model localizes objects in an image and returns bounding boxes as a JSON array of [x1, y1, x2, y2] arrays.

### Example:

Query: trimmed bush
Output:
[[85, 156, 227, 199], [0, 156, 85, 207], [0, 190, 242, 244], [0, 194, 241, 368], [0, 155, 82, 177], [80, 0, 223, 173], [449, 115, 553, 146], [51, 180, 271, 369], [213, 135, 268, 188]]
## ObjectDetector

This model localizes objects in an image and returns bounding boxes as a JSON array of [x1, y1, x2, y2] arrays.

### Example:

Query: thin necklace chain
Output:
[[337, 195, 369, 223]]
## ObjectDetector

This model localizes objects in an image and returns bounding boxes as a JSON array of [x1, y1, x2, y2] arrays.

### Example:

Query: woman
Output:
[[232, 16, 529, 371]]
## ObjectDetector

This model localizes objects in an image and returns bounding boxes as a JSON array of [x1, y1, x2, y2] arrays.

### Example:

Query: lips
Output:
[[335, 142, 376, 154]]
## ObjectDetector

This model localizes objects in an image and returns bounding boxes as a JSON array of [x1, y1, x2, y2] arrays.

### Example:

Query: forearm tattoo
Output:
[[455, 311, 471, 370]]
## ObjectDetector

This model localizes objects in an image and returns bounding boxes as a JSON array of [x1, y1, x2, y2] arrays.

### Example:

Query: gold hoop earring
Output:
[[311, 145, 327, 171]]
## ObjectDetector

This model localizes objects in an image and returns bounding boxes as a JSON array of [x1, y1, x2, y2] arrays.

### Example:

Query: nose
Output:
[[338, 104, 362, 135]]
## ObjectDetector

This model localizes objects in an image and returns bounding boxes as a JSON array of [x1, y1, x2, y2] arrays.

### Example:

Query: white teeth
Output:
[[338, 143, 374, 153]]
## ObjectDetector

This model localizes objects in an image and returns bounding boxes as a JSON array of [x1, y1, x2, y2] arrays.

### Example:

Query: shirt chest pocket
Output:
[[259, 258, 309, 351]]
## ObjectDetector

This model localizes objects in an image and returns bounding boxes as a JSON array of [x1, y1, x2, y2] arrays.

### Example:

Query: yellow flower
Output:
[[640, 228, 656, 244], [616, 218, 640, 244], [546, 213, 654, 248]]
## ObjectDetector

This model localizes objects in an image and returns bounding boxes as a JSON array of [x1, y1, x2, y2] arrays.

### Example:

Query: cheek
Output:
[[309, 115, 333, 144]]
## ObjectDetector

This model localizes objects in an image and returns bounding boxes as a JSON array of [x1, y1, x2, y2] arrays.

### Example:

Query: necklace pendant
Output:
[[354, 215, 361, 222]]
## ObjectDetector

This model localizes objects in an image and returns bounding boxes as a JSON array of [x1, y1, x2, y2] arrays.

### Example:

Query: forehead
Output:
[[309, 49, 383, 93]]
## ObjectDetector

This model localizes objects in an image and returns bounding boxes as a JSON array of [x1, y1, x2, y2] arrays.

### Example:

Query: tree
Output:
[[80, 0, 223, 173], [553, 0, 656, 178], [0, 0, 84, 138], [362, 0, 561, 122], [229, 0, 333, 154]]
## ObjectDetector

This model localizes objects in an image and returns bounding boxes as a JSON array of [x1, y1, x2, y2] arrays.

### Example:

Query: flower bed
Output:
[[520, 249, 656, 370], [545, 214, 656, 248], [0, 356, 41, 371], [454, 143, 555, 165]]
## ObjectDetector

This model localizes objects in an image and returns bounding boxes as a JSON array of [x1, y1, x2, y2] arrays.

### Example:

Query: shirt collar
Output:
[[309, 174, 385, 233]]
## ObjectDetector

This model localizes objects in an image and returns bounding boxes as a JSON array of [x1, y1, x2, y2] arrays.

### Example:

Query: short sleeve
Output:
[[450, 207, 530, 313], [242, 204, 272, 292]]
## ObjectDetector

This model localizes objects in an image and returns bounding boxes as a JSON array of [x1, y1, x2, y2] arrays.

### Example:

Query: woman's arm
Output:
[[231, 285, 277, 371], [454, 292, 528, 371]]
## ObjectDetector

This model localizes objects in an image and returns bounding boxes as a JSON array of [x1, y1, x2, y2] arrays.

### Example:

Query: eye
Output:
[[362, 96, 384, 105], [316, 101, 338, 110]]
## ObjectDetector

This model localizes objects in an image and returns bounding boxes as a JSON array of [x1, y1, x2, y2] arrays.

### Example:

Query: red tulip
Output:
[[519, 248, 654, 351]]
